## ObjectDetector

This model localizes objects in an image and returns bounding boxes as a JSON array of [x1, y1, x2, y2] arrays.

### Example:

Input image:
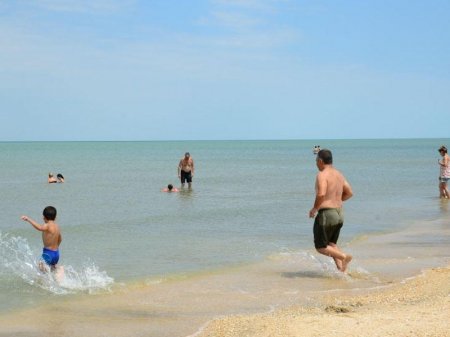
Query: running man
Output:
[[309, 149, 353, 272]]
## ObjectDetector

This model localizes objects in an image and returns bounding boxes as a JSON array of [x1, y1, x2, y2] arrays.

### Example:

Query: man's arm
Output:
[[178, 160, 182, 177], [191, 159, 194, 176], [21, 216, 48, 232], [309, 174, 327, 218], [342, 179, 353, 201]]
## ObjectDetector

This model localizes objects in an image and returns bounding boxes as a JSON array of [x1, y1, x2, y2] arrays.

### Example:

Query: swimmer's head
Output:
[[439, 146, 447, 154], [168, 184, 173, 190]]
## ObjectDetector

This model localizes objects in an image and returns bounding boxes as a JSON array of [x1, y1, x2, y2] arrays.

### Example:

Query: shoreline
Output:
[[0, 257, 448, 337], [196, 265, 450, 337]]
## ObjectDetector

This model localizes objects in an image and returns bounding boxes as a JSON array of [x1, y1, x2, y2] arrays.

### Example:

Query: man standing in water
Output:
[[178, 152, 194, 189], [309, 149, 353, 272]]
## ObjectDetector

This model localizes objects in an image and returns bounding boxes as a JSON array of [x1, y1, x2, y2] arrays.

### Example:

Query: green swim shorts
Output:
[[313, 208, 344, 249]]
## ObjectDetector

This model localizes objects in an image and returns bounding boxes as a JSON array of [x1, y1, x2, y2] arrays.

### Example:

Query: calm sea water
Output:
[[1, 139, 449, 320]]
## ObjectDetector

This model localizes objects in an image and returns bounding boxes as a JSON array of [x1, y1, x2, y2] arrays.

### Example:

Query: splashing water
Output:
[[0, 232, 114, 295]]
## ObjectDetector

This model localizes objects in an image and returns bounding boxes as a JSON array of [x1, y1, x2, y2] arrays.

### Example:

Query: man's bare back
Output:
[[315, 166, 351, 209]]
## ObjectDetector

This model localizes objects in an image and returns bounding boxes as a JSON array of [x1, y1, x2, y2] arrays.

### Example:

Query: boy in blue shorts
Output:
[[21, 206, 62, 272]]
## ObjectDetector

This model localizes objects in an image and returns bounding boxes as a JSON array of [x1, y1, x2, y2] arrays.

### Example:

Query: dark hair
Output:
[[439, 146, 447, 154], [317, 149, 333, 164], [43, 206, 57, 221], [57, 173, 64, 179], [168, 184, 173, 190]]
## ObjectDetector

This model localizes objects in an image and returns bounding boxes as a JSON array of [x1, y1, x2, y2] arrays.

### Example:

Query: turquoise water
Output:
[[0, 139, 449, 318]]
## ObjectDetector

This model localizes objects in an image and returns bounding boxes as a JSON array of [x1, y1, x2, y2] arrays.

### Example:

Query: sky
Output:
[[0, 0, 449, 141]]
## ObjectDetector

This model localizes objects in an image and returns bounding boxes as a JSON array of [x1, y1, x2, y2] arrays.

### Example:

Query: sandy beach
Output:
[[198, 266, 450, 337]]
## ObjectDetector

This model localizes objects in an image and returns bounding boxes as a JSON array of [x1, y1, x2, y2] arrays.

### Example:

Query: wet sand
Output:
[[197, 266, 450, 337], [0, 261, 448, 337]]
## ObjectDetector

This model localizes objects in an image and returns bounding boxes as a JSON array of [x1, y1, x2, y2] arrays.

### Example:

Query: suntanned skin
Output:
[[309, 156, 353, 272], [178, 154, 194, 188], [21, 215, 62, 251], [438, 150, 450, 198]]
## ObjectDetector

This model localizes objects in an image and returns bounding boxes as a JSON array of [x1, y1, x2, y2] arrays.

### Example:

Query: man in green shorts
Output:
[[309, 149, 353, 272]]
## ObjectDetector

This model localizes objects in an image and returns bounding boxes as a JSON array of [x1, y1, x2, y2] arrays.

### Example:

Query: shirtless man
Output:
[[21, 206, 62, 272], [309, 149, 353, 272], [178, 152, 194, 189]]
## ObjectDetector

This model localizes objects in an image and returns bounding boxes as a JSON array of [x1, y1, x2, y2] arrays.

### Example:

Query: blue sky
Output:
[[0, 0, 449, 141]]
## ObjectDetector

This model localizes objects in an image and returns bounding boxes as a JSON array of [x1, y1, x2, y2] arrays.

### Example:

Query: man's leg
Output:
[[187, 172, 192, 189], [317, 244, 352, 272], [181, 171, 185, 188]]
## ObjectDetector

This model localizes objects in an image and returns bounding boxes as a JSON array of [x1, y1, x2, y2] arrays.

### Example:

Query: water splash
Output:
[[0, 232, 114, 294]]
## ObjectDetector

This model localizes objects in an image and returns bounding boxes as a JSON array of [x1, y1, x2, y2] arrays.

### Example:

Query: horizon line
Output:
[[0, 137, 449, 143]]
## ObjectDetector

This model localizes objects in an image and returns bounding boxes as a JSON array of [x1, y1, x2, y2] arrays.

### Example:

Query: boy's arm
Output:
[[21, 216, 48, 232]]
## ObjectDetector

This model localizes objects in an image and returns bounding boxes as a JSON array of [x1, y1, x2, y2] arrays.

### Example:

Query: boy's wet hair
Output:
[[168, 184, 173, 190], [43, 206, 57, 221], [317, 149, 333, 164]]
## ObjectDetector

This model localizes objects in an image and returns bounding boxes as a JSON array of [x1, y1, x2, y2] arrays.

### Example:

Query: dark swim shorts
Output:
[[42, 247, 60, 266], [313, 208, 344, 249], [180, 170, 192, 183]]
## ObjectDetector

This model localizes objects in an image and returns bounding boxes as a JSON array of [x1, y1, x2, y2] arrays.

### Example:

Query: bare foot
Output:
[[341, 254, 353, 272]]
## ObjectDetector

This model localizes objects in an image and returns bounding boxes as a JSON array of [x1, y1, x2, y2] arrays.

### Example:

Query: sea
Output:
[[0, 139, 449, 337]]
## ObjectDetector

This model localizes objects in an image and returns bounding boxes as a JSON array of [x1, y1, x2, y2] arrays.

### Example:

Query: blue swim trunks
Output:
[[42, 248, 60, 266]]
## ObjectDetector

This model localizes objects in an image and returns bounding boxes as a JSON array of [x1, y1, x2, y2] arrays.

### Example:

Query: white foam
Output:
[[0, 232, 114, 294]]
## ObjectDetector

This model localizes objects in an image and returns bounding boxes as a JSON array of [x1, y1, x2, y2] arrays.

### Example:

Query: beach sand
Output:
[[197, 266, 450, 337], [0, 265, 448, 337]]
